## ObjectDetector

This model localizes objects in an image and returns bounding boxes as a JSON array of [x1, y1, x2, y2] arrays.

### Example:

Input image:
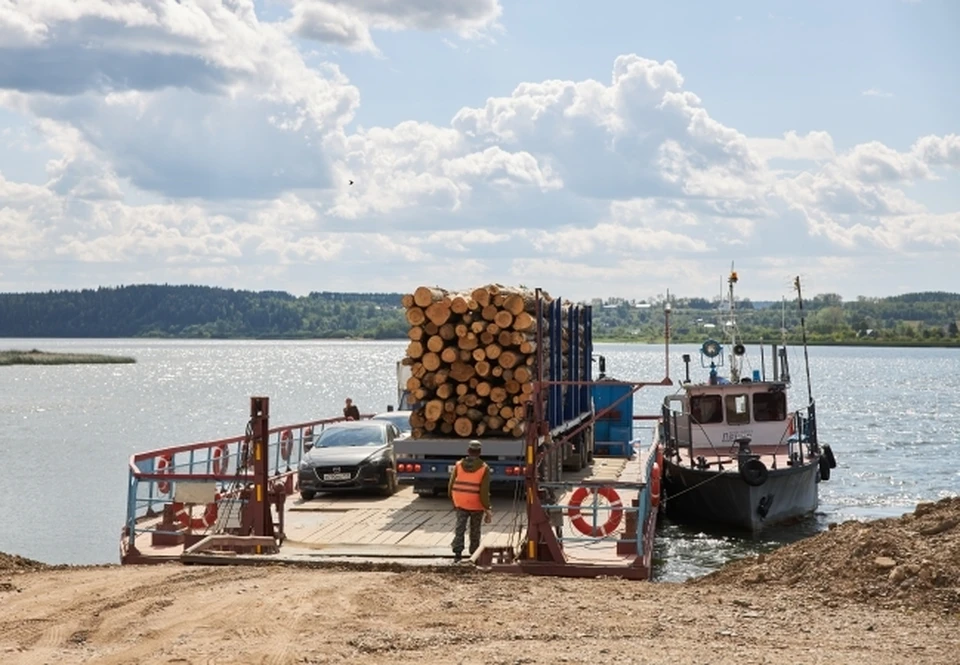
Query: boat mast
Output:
[[794, 276, 814, 404], [727, 263, 740, 383]]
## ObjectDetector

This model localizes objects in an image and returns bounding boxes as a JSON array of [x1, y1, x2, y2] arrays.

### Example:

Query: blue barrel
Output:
[[591, 379, 634, 457]]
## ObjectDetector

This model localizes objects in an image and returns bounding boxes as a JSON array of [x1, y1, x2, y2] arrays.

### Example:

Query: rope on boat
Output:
[[662, 467, 727, 501]]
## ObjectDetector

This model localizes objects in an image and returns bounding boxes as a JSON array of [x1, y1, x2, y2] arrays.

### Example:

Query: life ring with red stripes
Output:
[[787, 418, 796, 437], [211, 443, 228, 475], [156, 454, 172, 495], [173, 494, 220, 531], [280, 429, 294, 461], [650, 462, 662, 508], [567, 486, 623, 537]]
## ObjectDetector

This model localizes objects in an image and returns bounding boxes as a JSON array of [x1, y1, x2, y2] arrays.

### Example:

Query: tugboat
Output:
[[656, 269, 836, 532]]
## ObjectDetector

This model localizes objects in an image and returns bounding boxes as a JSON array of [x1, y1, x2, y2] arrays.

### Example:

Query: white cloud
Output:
[[287, 0, 502, 52], [0, 0, 360, 199], [862, 88, 894, 98], [912, 134, 960, 168], [749, 130, 836, 162], [0, 2, 957, 300]]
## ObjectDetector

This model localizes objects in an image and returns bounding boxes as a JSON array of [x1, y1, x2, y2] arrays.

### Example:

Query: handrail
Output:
[[766, 400, 815, 462], [127, 413, 374, 474]]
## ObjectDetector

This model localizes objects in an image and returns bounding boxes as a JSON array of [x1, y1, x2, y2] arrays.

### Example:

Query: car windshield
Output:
[[314, 426, 384, 448], [372, 413, 411, 433]]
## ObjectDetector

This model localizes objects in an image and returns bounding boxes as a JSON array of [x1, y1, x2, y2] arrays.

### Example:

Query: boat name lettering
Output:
[[722, 430, 753, 443]]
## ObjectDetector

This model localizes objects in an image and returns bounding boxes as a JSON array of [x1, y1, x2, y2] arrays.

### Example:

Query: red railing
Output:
[[121, 413, 372, 557]]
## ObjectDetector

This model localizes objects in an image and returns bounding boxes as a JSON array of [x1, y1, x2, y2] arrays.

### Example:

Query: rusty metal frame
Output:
[[486, 289, 671, 580]]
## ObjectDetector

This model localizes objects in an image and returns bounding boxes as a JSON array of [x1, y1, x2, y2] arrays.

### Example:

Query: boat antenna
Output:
[[794, 276, 814, 404], [780, 296, 787, 348]]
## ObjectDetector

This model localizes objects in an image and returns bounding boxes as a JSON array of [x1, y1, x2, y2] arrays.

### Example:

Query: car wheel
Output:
[[300, 490, 316, 502], [380, 469, 399, 496]]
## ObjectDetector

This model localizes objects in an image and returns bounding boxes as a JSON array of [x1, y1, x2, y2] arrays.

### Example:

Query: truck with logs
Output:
[[393, 284, 597, 494]]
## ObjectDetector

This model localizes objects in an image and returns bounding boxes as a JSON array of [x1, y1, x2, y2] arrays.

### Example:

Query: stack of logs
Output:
[[403, 284, 550, 439]]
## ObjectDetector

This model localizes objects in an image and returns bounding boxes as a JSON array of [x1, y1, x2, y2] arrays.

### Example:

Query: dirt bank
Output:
[[2, 500, 958, 664], [699, 496, 960, 615]]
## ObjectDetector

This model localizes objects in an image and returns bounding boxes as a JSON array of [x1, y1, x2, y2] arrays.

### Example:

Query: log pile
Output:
[[402, 284, 550, 439]]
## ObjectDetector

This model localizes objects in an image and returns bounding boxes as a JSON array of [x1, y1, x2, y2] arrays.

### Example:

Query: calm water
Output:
[[1, 339, 957, 580]]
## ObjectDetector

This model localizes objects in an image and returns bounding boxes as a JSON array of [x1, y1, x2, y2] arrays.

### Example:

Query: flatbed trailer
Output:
[[395, 411, 594, 494]]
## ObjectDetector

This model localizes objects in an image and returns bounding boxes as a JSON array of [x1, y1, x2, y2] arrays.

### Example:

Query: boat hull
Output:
[[662, 459, 820, 532]]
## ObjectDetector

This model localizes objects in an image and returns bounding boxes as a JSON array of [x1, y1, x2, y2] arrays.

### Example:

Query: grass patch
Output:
[[0, 349, 136, 366]]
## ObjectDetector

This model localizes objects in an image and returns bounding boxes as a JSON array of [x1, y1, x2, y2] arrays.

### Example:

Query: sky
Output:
[[0, 0, 958, 302]]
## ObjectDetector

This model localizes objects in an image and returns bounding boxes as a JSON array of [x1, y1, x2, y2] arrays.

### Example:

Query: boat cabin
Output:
[[663, 381, 793, 453]]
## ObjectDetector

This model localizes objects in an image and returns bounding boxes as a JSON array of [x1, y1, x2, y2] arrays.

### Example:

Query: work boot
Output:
[[453, 553, 462, 564]]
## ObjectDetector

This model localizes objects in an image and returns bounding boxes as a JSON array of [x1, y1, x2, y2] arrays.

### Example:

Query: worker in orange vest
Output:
[[448, 440, 492, 563]]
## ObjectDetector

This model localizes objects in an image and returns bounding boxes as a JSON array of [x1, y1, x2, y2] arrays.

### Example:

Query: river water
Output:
[[1, 339, 957, 580]]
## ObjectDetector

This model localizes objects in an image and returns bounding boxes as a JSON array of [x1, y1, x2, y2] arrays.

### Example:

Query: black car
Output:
[[371, 410, 412, 436], [297, 421, 400, 500]]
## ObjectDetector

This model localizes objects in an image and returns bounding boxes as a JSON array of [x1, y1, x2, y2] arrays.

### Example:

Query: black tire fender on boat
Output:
[[739, 458, 768, 487], [819, 455, 831, 481], [823, 444, 837, 469]]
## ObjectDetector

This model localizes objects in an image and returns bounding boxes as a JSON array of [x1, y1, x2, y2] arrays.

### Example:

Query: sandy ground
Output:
[[1, 561, 956, 665], [3, 498, 958, 664]]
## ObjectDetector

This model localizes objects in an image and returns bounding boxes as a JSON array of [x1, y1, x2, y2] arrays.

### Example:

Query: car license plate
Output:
[[323, 472, 351, 481]]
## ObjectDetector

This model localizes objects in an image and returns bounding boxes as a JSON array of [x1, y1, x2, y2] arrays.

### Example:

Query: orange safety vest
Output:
[[451, 460, 487, 512]]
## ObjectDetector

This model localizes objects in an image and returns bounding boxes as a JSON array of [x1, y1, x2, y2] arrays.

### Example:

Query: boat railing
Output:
[[121, 413, 372, 557], [761, 399, 820, 464]]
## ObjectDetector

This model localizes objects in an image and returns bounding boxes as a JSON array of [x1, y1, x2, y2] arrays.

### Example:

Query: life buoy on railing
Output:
[[156, 454, 172, 495], [280, 429, 294, 461], [567, 486, 624, 537], [173, 493, 220, 531], [211, 443, 228, 475], [650, 462, 662, 508]]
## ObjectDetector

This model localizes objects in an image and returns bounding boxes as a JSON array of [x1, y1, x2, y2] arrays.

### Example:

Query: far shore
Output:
[[0, 349, 136, 366]]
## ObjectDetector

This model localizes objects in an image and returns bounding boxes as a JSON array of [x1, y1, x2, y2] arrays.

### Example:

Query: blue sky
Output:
[[336, 2, 958, 145], [0, 0, 957, 302]]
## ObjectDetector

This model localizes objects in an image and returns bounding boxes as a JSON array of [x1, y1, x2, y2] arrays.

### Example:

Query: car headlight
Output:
[[361, 451, 390, 467]]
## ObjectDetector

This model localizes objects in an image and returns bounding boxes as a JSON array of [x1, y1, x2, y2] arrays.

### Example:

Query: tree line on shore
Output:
[[0, 284, 957, 345]]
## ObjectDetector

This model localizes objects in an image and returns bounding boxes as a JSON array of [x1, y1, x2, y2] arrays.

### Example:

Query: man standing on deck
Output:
[[449, 440, 492, 563], [343, 397, 361, 421]]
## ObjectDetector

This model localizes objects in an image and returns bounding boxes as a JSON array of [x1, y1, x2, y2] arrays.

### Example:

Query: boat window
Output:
[[690, 395, 723, 424], [753, 391, 787, 422], [725, 394, 750, 425]]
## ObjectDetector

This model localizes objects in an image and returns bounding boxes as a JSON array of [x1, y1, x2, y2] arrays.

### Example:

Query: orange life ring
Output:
[[280, 429, 294, 461], [156, 454, 172, 495], [211, 443, 228, 475], [173, 494, 220, 531], [567, 486, 624, 537], [650, 462, 662, 508]]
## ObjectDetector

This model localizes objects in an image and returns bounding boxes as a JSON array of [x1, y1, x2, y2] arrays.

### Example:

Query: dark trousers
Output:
[[452, 509, 483, 557]]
